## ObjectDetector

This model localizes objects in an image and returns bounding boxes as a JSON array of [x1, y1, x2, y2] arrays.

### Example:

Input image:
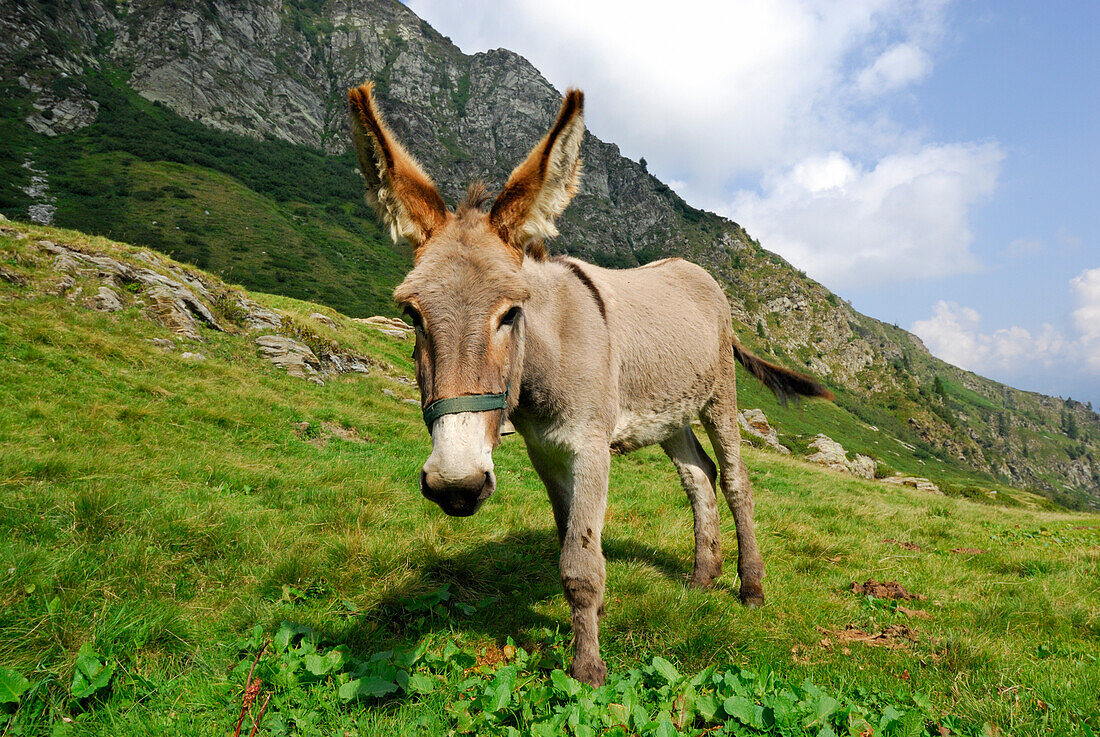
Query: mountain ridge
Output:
[[1, 0, 1097, 507]]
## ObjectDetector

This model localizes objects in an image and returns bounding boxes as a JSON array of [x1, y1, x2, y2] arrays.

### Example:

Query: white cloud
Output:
[[408, 0, 951, 181], [728, 143, 1002, 287], [855, 43, 933, 95], [1071, 267, 1100, 370], [408, 0, 995, 290], [912, 267, 1100, 378]]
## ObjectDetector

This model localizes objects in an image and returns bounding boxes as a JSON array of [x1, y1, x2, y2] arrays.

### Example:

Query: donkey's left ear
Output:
[[490, 89, 585, 252], [348, 82, 447, 256]]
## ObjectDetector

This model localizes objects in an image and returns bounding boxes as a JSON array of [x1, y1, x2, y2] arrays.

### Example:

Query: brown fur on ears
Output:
[[490, 89, 585, 253], [348, 82, 447, 256]]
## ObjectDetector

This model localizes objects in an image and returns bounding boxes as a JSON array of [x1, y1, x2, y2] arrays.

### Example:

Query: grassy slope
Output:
[[1, 75, 412, 319], [1, 222, 1098, 736]]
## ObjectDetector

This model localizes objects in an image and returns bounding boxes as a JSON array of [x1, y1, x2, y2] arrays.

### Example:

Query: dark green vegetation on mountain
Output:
[[3, 0, 1099, 506], [1, 221, 1098, 735], [1, 75, 407, 317]]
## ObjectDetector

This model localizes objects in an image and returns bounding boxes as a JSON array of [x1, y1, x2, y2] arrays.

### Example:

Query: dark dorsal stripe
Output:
[[552, 256, 606, 321]]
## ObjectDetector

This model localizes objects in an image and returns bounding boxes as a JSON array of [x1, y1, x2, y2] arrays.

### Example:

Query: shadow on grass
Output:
[[332, 528, 692, 654]]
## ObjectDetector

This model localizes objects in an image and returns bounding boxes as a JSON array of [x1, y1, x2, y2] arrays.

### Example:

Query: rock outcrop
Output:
[[255, 335, 325, 384], [94, 285, 123, 312], [24, 229, 377, 384], [41, 239, 224, 339], [805, 435, 876, 480], [738, 409, 790, 454], [356, 315, 413, 339]]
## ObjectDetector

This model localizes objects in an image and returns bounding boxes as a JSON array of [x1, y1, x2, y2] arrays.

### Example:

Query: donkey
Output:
[[348, 82, 832, 685]]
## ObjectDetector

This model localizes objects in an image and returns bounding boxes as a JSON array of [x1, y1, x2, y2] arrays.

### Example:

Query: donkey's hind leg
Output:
[[660, 427, 722, 588], [701, 379, 765, 608]]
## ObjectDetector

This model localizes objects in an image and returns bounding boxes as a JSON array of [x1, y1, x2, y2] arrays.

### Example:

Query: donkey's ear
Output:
[[348, 82, 447, 256], [490, 89, 584, 252]]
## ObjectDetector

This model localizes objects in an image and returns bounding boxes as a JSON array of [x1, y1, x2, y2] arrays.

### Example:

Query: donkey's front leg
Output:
[[560, 443, 611, 686]]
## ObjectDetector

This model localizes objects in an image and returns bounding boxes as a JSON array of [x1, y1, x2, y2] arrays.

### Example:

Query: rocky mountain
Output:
[[2, 0, 1098, 507]]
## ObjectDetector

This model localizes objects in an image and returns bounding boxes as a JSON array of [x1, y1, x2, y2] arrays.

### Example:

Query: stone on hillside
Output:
[[181, 351, 205, 361], [148, 338, 175, 351], [849, 454, 876, 480], [804, 434, 876, 479], [146, 285, 215, 340], [41, 240, 223, 337], [25, 88, 100, 136], [356, 316, 413, 338], [255, 335, 324, 385], [737, 408, 790, 454], [51, 250, 82, 274], [310, 312, 335, 327], [882, 475, 943, 495], [235, 295, 283, 331], [806, 435, 851, 473], [0, 265, 28, 286], [94, 286, 123, 312], [321, 353, 374, 374], [46, 274, 74, 296]]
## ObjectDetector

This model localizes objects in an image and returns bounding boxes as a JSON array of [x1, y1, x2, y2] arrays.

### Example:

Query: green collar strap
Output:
[[423, 390, 509, 429]]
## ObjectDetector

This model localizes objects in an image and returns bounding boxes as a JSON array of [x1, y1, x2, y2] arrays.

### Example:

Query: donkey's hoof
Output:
[[739, 587, 765, 609], [689, 573, 718, 589], [570, 656, 607, 687]]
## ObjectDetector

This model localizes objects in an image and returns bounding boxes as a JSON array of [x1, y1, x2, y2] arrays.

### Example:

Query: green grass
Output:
[[1, 223, 1099, 736]]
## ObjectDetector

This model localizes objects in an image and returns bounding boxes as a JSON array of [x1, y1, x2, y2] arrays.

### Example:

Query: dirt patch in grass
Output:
[[850, 579, 926, 601], [473, 642, 517, 669], [950, 547, 986, 555], [291, 420, 368, 447], [818, 624, 921, 651], [882, 538, 921, 551], [897, 605, 931, 619]]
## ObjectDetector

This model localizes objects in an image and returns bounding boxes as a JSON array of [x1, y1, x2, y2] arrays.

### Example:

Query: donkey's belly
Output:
[[610, 401, 701, 453]]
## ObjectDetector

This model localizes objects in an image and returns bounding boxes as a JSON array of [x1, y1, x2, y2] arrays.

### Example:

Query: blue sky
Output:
[[407, 1, 1099, 407], [845, 3, 1100, 406]]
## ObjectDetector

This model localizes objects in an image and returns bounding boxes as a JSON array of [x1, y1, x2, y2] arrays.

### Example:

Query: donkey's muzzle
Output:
[[420, 468, 496, 517], [420, 411, 498, 517]]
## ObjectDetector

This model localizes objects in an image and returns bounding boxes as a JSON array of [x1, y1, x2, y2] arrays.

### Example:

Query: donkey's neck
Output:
[[512, 256, 616, 435]]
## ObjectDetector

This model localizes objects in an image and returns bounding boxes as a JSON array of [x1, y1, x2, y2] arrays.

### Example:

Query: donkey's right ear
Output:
[[348, 82, 447, 256], [490, 89, 585, 253]]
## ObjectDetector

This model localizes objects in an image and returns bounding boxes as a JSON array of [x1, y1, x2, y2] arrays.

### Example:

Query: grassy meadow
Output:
[[1, 222, 1098, 735]]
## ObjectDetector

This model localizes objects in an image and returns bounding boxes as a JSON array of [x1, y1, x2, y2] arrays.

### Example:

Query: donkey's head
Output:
[[348, 82, 585, 517]]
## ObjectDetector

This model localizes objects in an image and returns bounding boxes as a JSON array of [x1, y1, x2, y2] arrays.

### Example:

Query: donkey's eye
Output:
[[403, 306, 423, 330], [499, 306, 522, 329]]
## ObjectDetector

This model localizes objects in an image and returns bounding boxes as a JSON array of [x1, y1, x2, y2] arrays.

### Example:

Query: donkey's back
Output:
[[578, 257, 734, 452]]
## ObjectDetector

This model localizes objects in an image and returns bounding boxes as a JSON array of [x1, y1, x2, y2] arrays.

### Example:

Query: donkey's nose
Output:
[[420, 467, 496, 517], [420, 411, 497, 516]]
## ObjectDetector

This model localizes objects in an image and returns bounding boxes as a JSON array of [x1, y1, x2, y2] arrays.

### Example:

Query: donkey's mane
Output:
[[455, 181, 550, 262], [458, 181, 492, 213]]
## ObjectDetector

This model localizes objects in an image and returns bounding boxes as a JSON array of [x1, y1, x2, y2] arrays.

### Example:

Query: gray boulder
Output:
[[255, 335, 324, 385], [805, 434, 876, 479], [737, 408, 790, 454], [94, 286, 123, 312]]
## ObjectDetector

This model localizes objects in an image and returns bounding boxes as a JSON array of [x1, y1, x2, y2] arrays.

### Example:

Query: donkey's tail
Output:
[[732, 338, 834, 404]]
